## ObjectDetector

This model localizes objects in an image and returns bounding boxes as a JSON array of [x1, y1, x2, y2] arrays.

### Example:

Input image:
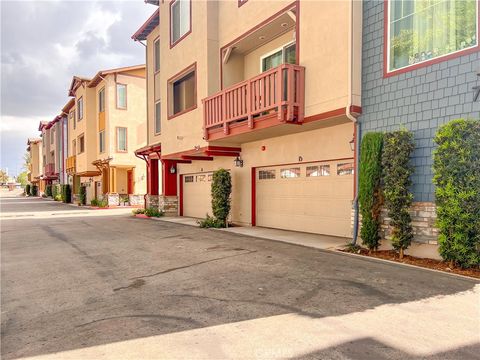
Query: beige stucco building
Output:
[[66, 65, 148, 205], [133, 0, 362, 238], [26, 137, 43, 190]]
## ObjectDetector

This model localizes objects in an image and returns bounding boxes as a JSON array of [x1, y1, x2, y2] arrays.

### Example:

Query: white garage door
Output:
[[182, 172, 213, 218], [256, 160, 354, 237]]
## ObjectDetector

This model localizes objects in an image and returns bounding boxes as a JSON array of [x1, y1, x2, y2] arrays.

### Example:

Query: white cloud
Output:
[[0, 0, 155, 172]]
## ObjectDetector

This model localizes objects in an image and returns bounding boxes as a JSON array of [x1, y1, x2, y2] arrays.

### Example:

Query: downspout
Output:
[[346, 0, 361, 245], [134, 39, 149, 208]]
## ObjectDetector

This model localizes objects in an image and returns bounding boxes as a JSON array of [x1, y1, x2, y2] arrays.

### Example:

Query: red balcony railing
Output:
[[45, 163, 55, 176], [203, 64, 305, 140]]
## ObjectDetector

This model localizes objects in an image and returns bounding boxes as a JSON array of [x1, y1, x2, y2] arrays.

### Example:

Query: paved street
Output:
[[1, 195, 479, 359]]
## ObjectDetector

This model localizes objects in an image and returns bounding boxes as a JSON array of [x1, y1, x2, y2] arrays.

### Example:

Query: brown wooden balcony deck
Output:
[[202, 64, 305, 141]]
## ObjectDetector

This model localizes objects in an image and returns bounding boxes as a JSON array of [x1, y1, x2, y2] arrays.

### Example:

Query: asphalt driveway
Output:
[[1, 197, 479, 359]]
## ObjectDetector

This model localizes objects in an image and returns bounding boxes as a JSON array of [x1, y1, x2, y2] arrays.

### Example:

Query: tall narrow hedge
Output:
[[382, 129, 415, 258], [62, 184, 72, 203], [25, 184, 31, 196], [211, 169, 232, 227], [433, 119, 480, 268], [359, 132, 384, 251], [31, 185, 38, 196], [79, 185, 87, 205], [45, 184, 52, 197]]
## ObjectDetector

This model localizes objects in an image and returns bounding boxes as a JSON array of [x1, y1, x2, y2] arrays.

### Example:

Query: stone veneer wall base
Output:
[[351, 201, 438, 245]]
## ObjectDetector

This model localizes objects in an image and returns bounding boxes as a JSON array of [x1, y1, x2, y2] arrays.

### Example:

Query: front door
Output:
[[127, 170, 133, 194]]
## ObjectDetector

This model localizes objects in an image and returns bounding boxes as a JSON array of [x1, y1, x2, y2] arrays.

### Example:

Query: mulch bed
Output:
[[342, 249, 480, 279]]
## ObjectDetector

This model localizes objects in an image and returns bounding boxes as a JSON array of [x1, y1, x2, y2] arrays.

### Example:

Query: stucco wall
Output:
[[361, 0, 480, 202], [153, 0, 361, 157], [178, 121, 354, 225]]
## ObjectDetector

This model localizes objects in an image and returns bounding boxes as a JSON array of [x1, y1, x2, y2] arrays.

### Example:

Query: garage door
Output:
[[256, 160, 354, 237], [182, 172, 213, 218]]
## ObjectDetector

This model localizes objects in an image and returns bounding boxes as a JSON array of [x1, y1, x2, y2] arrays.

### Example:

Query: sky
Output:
[[0, 0, 155, 177]]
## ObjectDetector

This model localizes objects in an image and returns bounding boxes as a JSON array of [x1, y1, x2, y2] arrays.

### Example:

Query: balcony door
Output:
[[261, 42, 296, 72]]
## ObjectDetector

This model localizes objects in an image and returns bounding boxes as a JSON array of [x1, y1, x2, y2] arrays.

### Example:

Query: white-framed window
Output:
[[387, 0, 478, 73], [50, 129, 54, 144], [99, 130, 105, 153], [155, 101, 161, 134], [261, 41, 296, 72], [98, 87, 105, 112], [116, 127, 127, 152], [154, 38, 160, 72], [77, 97, 83, 120], [116, 84, 127, 109], [170, 0, 191, 45]]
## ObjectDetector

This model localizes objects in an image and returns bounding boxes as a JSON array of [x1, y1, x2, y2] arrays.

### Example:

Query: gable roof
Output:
[[38, 121, 49, 131], [27, 138, 42, 145], [61, 98, 75, 114], [132, 9, 159, 41], [68, 76, 91, 97], [88, 64, 146, 88]]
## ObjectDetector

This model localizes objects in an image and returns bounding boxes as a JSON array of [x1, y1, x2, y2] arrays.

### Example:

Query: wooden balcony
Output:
[[203, 64, 305, 141], [66, 155, 76, 174]]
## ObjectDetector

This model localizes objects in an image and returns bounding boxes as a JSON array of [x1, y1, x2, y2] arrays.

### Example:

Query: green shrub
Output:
[[211, 169, 232, 227], [382, 129, 415, 258], [31, 185, 38, 196], [198, 214, 225, 228], [78, 185, 87, 205], [433, 119, 480, 268], [144, 207, 164, 217], [54, 194, 63, 201], [62, 184, 72, 203], [25, 184, 31, 196], [132, 208, 146, 215], [359, 132, 384, 252], [90, 199, 99, 207], [45, 184, 52, 197]]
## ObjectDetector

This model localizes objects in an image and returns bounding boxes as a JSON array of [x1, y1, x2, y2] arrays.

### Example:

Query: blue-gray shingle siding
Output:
[[361, 0, 480, 202]]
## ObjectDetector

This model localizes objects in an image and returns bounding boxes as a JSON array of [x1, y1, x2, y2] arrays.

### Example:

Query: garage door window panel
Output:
[[259, 169, 276, 180], [306, 165, 330, 177], [280, 167, 300, 178], [337, 162, 354, 175]]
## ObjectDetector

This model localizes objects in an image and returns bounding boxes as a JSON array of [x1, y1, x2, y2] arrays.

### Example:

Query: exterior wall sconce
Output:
[[169, 165, 176, 174], [349, 137, 355, 152], [234, 156, 244, 168]]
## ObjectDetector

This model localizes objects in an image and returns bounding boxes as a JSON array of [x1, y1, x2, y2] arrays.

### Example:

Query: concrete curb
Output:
[[334, 249, 479, 282]]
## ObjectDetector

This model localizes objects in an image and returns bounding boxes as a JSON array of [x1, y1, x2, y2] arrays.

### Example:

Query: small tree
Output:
[[359, 132, 384, 252], [52, 185, 58, 199], [25, 184, 31, 196], [45, 184, 52, 197], [211, 169, 232, 227], [31, 185, 38, 196], [433, 119, 480, 268], [382, 129, 415, 259]]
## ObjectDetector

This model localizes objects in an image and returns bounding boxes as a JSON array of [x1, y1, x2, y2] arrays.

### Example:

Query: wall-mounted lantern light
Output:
[[234, 156, 244, 168], [349, 137, 355, 152], [169, 165, 176, 174]]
